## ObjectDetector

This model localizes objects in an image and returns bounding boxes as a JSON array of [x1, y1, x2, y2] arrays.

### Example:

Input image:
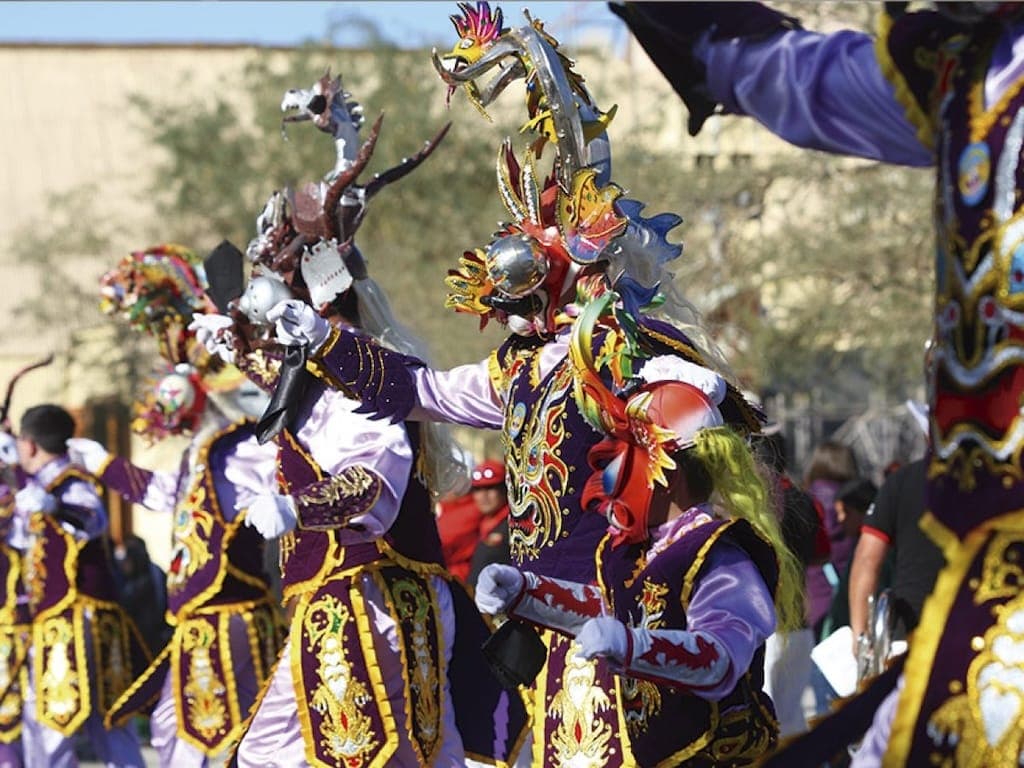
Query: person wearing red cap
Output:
[[435, 491, 483, 584], [467, 460, 511, 587]]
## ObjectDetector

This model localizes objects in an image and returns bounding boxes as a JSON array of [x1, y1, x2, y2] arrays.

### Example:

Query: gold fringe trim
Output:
[[874, 7, 936, 151]]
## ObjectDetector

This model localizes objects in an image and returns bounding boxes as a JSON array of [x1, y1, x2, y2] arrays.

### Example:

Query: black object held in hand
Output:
[[481, 619, 547, 690], [255, 344, 310, 444]]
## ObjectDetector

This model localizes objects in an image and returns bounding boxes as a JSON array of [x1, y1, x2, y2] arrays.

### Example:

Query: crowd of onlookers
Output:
[[743, 422, 942, 748]]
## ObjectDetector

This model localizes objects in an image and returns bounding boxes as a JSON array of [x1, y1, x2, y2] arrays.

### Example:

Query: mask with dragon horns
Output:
[[445, 138, 682, 335], [231, 70, 451, 342], [435, 0, 614, 190], [438, 2, 685, 336]]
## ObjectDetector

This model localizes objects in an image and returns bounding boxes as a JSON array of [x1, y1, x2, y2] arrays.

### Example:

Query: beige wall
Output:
[[0, 38, 808, 565]]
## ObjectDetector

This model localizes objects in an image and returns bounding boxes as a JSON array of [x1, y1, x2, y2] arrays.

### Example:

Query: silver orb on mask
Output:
[[485, 235, 549, 299]]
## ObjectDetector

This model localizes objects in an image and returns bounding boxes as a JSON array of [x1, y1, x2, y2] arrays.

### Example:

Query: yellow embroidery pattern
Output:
[[0, 625, 27, 738], [973, 530, 1024, 605], [638, 579, 669, 628], [389, 577, 441, 763], [504, 362, 573, 561], [180, 619, 227, 742], [37, 614, 80, 729], [92, 609, 131, 712], [298, 466, 375, 507], [241, 349, 282, 389], [928, 589, 1024, 766], [548, 643, 614, 766], [621, 677, 662, 741], [25, 516, 49, 612], [278, 531, 296, 578], [621, 579, 670, 737], [304, 593, 378, 765], [169, 482, 215, 595]]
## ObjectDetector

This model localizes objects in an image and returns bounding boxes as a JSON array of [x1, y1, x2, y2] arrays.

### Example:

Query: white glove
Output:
[[266, 300, 331, 352], [242, 493, 297, 539], [15, 485, 57, 516], [188, 313, 237, 364], [0, 433, 16, 466], [66, 438, 111, 475], [575, 616, 630, 664], [474, 563, 526, 616]]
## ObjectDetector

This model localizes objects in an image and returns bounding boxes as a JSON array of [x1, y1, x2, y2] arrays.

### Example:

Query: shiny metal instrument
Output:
[[856, 589, 894, 682]]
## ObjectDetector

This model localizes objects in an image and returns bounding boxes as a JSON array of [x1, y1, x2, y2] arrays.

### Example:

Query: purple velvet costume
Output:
[[618, 3, 1024, 764], [234, 344, 525, 768], [500, 504, 778, 766], [0, 485, 28, 767], [97, 418, 282, 766], [312, 316, 759, 766], [16, 457, 146, 768]]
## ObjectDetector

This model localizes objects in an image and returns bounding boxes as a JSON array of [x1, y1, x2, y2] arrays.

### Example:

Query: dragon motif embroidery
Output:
[[93, 610, 130, 712], [24, 515, 51, 612], [620, 579, 669, 737], [37, 614, 79, 729], [928, 587, 1024, 766], [503, 361, 573, 561], [181, 618, 227, 742], [388, 577, 441, 763]]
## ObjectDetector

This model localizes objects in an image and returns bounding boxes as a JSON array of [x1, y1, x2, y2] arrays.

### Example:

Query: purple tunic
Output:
[[0, 488, 28, 751], [351, 318, 760, 766], [237, 366, 525, 767], [597, 509, 778, 765], [98, 419, 282, 759], [504, 505, 778, 766], [694, 8, 1024, 765], [17, 458, 145, 767]]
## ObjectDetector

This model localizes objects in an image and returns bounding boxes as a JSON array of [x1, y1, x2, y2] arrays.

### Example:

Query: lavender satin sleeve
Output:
[[410, 359, 504, 429], [697, 28, 933, 165], [850, 673, 903, 766], [58, 477, 108, 541], [294, 388, 412, 545], [681, 541, 776, 699], [100, 454, 178, 512], [212, 433, 280, 524]]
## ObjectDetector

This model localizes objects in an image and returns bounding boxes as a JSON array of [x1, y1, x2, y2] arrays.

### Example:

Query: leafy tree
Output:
[[128, 40, 510, 369], [13, 3, 934, 440], [10, 186, 154, 403]]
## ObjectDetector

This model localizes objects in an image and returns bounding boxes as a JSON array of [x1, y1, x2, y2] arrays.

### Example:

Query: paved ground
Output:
[[81, 745, 159, 767]]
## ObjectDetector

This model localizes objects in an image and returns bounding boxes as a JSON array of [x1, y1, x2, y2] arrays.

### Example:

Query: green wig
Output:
[[691, 426, 806, 634]]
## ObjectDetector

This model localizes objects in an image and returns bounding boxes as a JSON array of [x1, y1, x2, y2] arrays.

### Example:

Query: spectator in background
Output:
[[114, 534, 171, 656], [849, 458, 943, 648], [821, 477, 880, 640], [803, 440, 858, 718], [436, 488, 483, 584], [804, 441, 859, 635], [467, 459, 511, 587], [752, 427, 827, 737]]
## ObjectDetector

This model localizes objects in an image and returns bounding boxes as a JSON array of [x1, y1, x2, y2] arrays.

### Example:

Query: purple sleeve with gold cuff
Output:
[[292, 464, 384, 531], [99, 455, 157, 506], [310, 327, 425, 423]]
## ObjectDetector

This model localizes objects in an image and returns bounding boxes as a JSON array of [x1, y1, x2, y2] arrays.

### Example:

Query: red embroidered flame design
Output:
[[638, 633, 720, 671], [530, 576, 602, 618]]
